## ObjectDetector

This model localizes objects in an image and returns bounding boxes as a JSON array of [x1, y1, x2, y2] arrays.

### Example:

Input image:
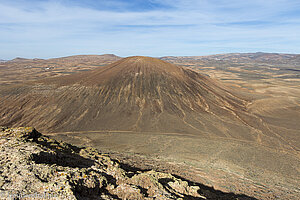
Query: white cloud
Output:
[[0, 0, 300, 59]]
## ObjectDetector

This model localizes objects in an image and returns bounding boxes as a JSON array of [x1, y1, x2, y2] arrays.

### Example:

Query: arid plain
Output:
[[0, 53, 299, 199]]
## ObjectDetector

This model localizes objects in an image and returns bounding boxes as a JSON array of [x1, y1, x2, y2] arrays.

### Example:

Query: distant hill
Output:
[[7, 57, 33, 63], [161, 52, 300, 64], [0, 54, 121, 85], [8, 54, 120, 63]]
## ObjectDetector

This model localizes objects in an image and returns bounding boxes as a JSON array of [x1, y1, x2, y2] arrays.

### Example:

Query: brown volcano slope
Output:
[[0, 56, 295, 150]]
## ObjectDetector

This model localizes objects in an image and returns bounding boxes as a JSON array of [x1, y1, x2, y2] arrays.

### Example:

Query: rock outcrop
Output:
[[0, 127, 254, 199]]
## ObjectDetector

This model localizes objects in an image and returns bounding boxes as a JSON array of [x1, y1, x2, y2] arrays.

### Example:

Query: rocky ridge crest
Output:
[[0, 127, 254, 199]]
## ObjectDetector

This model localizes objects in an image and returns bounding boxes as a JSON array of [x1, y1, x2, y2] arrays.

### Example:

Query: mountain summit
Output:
[[50, 56, 187, 86]]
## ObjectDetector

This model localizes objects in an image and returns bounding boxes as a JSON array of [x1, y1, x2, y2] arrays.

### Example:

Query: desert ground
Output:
[[0, 53, 299, 199]]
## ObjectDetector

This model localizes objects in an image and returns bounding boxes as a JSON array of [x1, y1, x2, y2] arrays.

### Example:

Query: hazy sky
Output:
[[1, 0, 300, 59]]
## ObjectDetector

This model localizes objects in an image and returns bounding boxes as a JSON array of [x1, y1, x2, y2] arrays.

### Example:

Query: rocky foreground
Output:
[[0, 127, 255, 199]]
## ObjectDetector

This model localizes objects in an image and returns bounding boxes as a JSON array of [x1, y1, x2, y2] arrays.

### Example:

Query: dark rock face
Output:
[[0, 127, 255, 199]]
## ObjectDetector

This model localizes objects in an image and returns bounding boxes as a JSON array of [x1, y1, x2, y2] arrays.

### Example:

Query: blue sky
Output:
[[1, 0, 300, 59]]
